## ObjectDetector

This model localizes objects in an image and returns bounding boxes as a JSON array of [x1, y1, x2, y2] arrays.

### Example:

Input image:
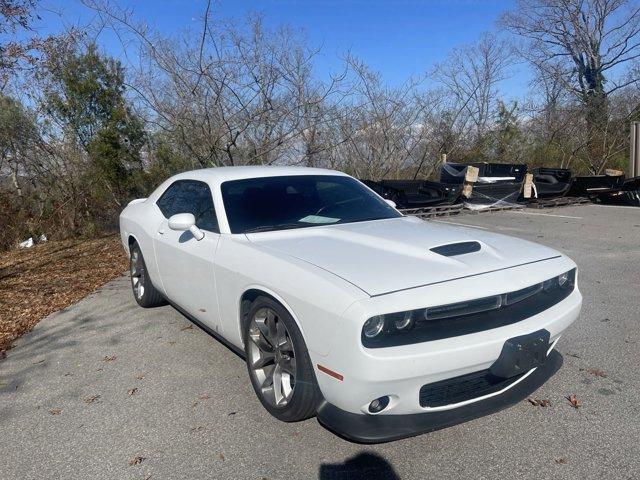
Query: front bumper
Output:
[[311, 257, 581, 416], [317, 349, 563, 443]]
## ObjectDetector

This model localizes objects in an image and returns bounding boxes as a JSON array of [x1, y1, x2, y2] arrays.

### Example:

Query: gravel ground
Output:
[[1, 203, 639, 480]]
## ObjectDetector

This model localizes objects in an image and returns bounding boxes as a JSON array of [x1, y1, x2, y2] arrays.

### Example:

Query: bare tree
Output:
[[501, 0, 640, 171], [432, 32, 513, 157]]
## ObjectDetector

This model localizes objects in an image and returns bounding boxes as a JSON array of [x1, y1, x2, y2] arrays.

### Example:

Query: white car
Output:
[[119, 166, 582, 442]]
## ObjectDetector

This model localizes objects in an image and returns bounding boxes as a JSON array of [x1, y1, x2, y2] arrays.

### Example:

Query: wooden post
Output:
[[630, 122, 640, 178], [461, 165, 479, 199], [523, 173, 534, 199]]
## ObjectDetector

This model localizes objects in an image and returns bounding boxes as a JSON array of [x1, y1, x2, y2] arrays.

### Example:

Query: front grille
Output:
[[419, 369, 526, 408]]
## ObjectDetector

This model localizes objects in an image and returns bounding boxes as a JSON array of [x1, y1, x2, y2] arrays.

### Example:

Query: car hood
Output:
[[246, 216, 561, 296]]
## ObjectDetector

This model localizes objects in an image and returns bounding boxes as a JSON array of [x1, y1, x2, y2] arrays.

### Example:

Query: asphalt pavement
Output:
[[1, 203, 639, 479]]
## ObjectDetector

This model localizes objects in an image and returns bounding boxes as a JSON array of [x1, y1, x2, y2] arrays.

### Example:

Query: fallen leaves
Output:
[[219, 453, 226, 461], [127, 388, 138, 396], [180, 324, 194, 331], [198, 393, 210, 400], [528, 398, 550, 407], [49, 408, 62, 415], [83, 395, 100, 404], [103, 355, 117, 362], [555, 458, 568, 465], [129, 455, 145, 466], [190, 426, 204, 432], [135, 373, 145, 380], [582, 368, 607, 378], [0, 236, 128, 353], [566, 394, 582, 408]]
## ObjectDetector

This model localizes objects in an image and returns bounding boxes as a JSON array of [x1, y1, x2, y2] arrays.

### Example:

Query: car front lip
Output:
[[316, 349, 563, 444]]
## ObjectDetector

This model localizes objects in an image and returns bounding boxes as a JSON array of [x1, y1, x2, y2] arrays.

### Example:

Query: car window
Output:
[[221, 175, 401, 233], [156, 180, 219, 233]]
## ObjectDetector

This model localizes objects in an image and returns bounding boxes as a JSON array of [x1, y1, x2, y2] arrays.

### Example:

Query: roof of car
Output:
[[170, 166, 349, 184]]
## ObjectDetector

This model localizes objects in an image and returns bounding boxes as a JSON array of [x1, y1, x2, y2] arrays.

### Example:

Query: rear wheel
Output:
[[129, 242, 165, 308], [243, 296, 322, 422]]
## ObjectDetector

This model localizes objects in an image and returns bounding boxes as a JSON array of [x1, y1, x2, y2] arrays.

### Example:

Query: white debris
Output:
[[19, 237, 34, 248], [39, 234, 48, 243]]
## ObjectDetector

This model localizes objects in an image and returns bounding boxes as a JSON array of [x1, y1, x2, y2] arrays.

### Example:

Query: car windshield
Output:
[[221, 175, 402, 233]]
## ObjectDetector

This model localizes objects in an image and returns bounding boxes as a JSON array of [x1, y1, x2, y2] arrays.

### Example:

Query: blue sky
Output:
[[35, 0, 527, 99]]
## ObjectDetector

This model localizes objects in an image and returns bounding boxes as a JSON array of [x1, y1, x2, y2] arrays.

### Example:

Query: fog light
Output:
[[368, 395, 390, 413], [558, 271, 569, 286], [363, 315, 385, 338]]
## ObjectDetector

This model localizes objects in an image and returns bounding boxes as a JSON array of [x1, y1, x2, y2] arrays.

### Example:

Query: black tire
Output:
[[129, 242, 165, 308], [243, 296, 322, 422]]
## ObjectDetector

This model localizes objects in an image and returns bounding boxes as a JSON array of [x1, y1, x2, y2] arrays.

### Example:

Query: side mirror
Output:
[[384, 199, 397, 209], [168, 213, 204, 240]]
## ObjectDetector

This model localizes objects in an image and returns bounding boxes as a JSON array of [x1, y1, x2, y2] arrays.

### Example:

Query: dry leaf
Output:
[[198, 393, 210, 400], [136, 373, 145, 380], [83, 395, 100, 404], [180, 324, 193, 331], [0, 236, 128, 354], [555, 458, 568, 464], [129, 455, 145, 466], [528, 398, 550, 407], [103, 355, 117, 362], [585, 368, 607, 378], [49, 408, 62, 415], [566, 394, 581, 408], [219, 453, 226, 461], [127, 388, 138, 396], [190, 426, 204, 432]]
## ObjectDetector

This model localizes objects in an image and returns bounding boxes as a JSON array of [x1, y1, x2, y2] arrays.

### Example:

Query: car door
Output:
[[153, 180, 222, 333]]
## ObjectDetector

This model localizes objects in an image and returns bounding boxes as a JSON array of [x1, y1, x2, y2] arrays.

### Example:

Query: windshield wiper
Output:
[[244, 223, 303, 233]]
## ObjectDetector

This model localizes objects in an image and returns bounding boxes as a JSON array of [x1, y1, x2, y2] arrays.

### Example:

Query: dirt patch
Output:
[[0, 235, 128, 353]]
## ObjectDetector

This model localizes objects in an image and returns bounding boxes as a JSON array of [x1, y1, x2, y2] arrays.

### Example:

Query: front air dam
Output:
[[316, 350, 563, 444]]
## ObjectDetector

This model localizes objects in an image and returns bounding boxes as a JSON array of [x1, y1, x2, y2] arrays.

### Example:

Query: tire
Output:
[[129, 242, 165, 308], [243, 296, 322, 422]]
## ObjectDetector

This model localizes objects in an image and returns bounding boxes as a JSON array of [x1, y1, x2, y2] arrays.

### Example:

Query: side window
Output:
[[156, 180, 219, 233]]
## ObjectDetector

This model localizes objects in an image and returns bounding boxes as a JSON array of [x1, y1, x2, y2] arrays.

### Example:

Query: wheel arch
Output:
[[238, 286, 306, 346]]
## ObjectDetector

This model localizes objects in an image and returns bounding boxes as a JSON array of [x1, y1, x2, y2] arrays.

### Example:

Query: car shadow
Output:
[[319, 452, 400, 480]]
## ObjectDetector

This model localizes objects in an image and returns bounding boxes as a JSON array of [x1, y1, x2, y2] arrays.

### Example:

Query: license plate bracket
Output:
[[490, 329, 550, 379]]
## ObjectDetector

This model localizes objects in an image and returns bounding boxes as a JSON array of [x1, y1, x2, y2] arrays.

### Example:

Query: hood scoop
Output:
[[430, 241, 481, 257]]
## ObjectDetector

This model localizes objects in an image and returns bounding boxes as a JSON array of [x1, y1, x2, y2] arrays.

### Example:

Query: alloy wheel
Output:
[[130, 249, 145, 300], [247, 307, 297, 407]]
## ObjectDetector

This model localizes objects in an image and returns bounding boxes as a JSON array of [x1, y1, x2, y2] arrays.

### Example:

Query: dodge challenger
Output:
[[119, 166, 582, 442]]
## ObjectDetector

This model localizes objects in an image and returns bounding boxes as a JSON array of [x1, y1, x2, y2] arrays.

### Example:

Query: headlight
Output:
[[362, 315, 385, 338], [558, 271, 569, 287], [394, 311, 413, 330]]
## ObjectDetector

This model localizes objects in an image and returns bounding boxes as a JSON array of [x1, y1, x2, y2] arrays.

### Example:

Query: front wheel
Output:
[[243, 296, 322, 422]]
